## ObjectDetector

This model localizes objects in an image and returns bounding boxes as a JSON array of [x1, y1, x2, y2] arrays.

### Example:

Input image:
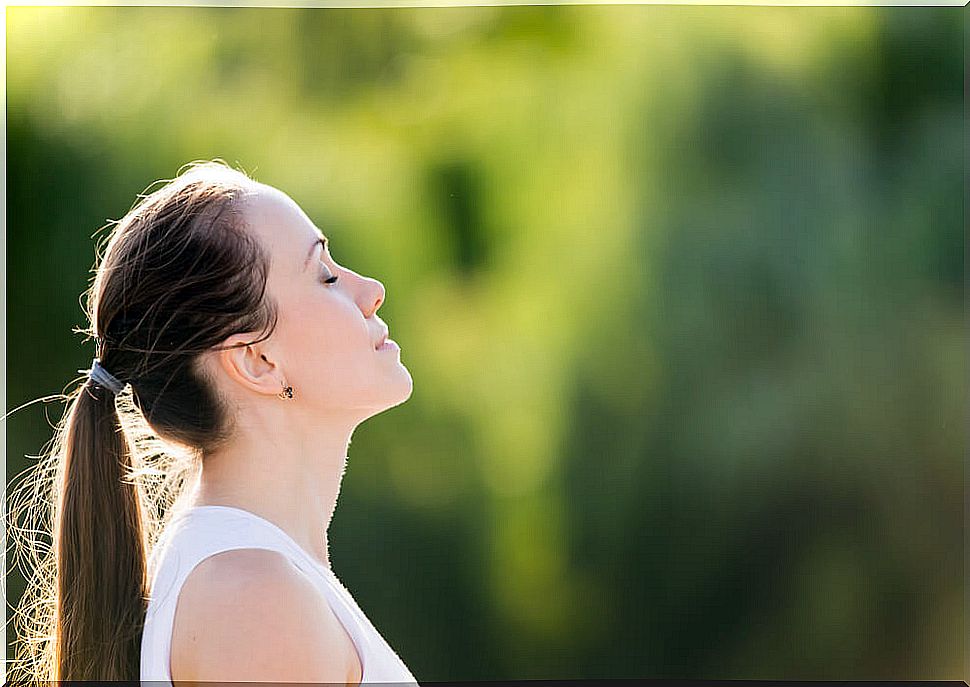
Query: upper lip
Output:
[[375, 327, 389, 349]]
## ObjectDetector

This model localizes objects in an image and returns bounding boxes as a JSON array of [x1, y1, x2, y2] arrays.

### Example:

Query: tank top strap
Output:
[[142, 505, 418, 685], [142, 505, 333, 684], [146, 505, 313, 615]]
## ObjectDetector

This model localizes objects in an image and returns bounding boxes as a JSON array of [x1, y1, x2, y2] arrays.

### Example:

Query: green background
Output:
[[5, 5, 964, 680]]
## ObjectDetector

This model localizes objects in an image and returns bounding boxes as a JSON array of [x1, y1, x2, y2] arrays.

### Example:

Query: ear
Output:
[[215, 333, 284, 398]]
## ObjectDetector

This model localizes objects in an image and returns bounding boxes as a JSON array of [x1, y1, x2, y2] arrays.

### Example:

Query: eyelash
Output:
[[321, 274, 339, 285]]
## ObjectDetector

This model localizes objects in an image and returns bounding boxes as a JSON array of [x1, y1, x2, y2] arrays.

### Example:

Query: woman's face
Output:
[[242, 183, 412, 418]]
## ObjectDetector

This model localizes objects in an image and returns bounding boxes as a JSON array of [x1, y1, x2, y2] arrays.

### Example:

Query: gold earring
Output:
[[278, 383, 294, 400]]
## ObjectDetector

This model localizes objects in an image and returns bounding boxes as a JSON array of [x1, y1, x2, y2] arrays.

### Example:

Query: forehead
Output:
[[243, 184, 322, 260]]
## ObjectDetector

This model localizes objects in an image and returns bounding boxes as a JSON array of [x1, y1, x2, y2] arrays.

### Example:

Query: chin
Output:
[[391, 373, 414, 406], [363, 373, 413, 418], [387, 369, 414, 406]]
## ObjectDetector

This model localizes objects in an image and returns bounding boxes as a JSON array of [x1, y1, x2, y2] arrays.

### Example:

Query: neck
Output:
[[188, 419, 357, 571]]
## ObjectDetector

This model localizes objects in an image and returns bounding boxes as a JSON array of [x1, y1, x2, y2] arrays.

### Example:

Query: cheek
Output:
[[286, 301, 368, 365]]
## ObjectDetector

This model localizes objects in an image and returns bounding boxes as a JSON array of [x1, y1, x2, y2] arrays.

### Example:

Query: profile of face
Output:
[[213, 183, 413, 424]]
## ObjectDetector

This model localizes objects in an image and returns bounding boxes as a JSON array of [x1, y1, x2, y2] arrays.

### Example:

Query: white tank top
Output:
[[140, 505, 419, 685]]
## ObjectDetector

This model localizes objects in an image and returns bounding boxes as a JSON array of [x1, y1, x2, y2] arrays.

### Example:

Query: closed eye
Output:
[[318, 244, 340, 286]]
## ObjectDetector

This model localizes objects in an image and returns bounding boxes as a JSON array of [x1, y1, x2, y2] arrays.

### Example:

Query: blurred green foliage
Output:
[[5, 5, 963, 680]]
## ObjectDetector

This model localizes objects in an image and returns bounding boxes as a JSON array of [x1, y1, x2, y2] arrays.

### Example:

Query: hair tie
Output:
[[78, 358, 126, 395]]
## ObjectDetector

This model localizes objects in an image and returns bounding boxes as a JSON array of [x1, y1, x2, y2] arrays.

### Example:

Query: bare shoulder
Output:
[[170, 548, 362, 684]]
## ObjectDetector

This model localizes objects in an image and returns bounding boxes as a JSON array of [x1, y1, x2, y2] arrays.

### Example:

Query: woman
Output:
[[8, 160, 417, 684]]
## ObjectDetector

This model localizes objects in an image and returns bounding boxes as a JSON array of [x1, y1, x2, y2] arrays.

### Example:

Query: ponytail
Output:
[[7, 160, 276, 683], [54, 377, 148, 680]]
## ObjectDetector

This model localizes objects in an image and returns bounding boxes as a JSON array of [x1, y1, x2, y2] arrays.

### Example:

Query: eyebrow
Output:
[[303, 235, 328, 272]]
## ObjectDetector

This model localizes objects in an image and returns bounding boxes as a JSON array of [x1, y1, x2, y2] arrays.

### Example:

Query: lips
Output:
[[374, 327, 389, 350]]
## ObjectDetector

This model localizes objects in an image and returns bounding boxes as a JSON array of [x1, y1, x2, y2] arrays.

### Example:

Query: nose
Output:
[[360, 275, 385, 318]]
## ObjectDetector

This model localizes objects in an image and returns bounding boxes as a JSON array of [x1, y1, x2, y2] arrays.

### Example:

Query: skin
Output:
[[188, 181, 413, 568]]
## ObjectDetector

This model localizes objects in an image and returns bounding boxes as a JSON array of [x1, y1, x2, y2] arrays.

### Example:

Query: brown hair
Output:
[[7, 160, 279, 681]]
